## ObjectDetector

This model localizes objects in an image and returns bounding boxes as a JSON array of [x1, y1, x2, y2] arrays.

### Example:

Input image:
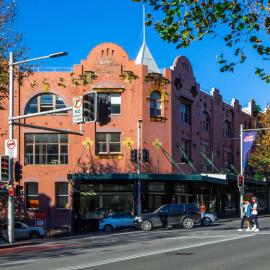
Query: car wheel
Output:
[[141, 220, 152, 231], [182, 217, 194, 229], [30, 231, 40, 239], [103, 225, 113, 233], [202, 217, 211, 226]]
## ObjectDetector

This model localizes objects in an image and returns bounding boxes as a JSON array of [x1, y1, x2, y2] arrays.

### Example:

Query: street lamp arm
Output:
[[12, 51, 68, 65]]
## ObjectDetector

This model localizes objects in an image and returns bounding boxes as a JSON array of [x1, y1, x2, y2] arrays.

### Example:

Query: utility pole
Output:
[[137, 119, 142, 216]]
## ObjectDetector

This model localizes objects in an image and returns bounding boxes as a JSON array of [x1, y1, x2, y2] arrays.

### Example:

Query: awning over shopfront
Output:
[[227, 174, 269, 186], [67, 173, 229, 185]]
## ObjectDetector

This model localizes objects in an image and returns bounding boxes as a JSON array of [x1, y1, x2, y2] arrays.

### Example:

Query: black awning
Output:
[[67, 173, 228, 185]]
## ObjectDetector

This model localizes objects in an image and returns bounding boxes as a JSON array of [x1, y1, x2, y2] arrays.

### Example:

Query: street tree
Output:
[[132, 0, 270, 83], [249, 106, 270, 178], [0, 0, 27, 101]]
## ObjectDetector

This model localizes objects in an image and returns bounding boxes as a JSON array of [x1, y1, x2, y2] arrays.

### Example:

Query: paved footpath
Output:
[[0, 217, 270, 270]]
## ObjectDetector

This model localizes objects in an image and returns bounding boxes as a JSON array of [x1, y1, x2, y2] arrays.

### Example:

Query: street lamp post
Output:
[[8, 51, 67, 243]]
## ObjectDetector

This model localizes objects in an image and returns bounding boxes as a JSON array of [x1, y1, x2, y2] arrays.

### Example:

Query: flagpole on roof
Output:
[[143, 5, 146, 44]]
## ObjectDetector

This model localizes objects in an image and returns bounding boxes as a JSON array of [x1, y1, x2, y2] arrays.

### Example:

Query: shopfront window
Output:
[[79, 184, 134, 219]]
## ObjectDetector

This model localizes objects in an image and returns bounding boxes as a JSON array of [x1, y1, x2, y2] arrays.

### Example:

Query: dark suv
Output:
[[135, 204, 201, 231]]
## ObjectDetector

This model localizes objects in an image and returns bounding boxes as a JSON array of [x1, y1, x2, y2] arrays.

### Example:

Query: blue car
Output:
[[99, 214, 135, 233]]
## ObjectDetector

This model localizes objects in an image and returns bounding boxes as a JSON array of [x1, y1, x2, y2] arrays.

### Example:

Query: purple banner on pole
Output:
[[242, 131, 257, 173]]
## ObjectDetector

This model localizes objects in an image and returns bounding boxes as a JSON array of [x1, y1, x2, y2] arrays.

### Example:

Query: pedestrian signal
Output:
[[237, 175, 244, 188]]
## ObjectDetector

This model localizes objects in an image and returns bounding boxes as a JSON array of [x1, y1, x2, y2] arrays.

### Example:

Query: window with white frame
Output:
[[25, 182, 39, 209], [55, 182, 69, 209], [25, 93, 67, 114], [25, 134, 68, 165], [150, 91, 162, 117], [96, 132, 121, 154]]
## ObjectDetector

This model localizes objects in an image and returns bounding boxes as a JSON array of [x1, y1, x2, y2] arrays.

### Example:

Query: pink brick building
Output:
[[0, 42, 268, 233]]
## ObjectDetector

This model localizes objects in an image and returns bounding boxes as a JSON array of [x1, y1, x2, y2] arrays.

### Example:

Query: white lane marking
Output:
[[0, 259, 39, 267], [54, 235, 254, 270]]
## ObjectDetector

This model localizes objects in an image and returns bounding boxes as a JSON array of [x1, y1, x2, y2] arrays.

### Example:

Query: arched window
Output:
[[223, 120, 232, 138], [150, 91, 162, 117], [25, 93, 67, 115], [201, 111, 210, 131]]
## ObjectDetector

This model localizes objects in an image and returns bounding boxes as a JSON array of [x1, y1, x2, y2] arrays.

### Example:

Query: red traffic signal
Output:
[[0, 155, 10, 183], [237, 175, 244, 188]]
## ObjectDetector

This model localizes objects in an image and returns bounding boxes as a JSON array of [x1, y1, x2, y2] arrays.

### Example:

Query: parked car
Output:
[[1, 222, 46, 241], [135, 204, 201, 231], [99, 214, 135, 233], [201, 212, 218, 226]]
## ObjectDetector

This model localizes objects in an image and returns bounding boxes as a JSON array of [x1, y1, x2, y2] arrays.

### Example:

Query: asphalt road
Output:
[[1, 217, 270, 270]]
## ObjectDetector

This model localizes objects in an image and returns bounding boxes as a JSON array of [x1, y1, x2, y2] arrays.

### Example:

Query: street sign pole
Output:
[[8, 52, 15, 243], [240, 124, 244, 219]]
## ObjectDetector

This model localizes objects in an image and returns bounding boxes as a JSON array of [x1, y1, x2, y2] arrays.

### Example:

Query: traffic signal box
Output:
[[130, 149, 137, 163], [142, 149, 150, 162], [98, 97, 111, 125], [0, 155, 10, 182], [237, 175, 244, 189], [83, 92, 97, 122], [14, 161, 22, 182]]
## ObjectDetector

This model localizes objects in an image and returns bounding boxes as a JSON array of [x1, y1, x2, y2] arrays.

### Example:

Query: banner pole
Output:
[[240, 124, 244, 219]]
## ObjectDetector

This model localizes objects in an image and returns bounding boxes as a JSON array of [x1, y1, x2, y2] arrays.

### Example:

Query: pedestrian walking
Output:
[[250, 197, 259, 232], [237, 200, 252, 231]]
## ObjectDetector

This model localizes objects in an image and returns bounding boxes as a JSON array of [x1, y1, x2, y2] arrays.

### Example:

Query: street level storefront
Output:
[[68, 173, 230, 233], [226, 175, 270, 215]]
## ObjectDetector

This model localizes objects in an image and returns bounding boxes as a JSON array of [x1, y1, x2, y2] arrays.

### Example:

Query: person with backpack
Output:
[[250, 197, 259, 232]]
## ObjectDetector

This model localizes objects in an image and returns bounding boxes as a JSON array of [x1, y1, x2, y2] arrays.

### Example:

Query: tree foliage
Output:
[[249, 107, 270, 178], [133, 0, 270, 82], [0, 0, 27, 100]]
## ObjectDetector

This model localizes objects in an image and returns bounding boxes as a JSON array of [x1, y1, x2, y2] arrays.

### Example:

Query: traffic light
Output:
[[237, 175, 244, 189], [14, 161, 22, 182], [130, 149, 137, 163], [83, 92, 97, 122], [98, 96, 111, 125], [0, 155, 10, 182], [15, 185, 22, 196], [142, 148, 150, 162]]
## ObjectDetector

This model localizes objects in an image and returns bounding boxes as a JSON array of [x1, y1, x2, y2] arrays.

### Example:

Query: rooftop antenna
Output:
[[143, 5, 146, 44]]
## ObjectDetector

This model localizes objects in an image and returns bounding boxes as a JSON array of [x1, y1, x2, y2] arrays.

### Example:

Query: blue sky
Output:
[[18, 0, 269, 108]]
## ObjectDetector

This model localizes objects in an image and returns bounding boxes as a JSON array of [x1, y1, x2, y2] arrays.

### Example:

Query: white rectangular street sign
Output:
[[5, 139, 17, 158], [73, 96, 83, 123]]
